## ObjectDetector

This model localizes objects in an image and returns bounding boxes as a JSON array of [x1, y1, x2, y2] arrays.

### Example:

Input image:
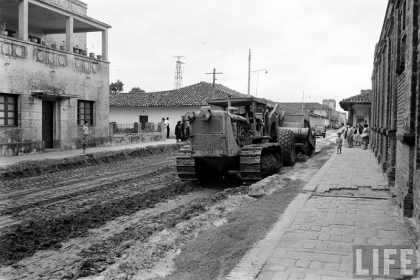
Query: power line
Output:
[[173, 56, 185, 89]]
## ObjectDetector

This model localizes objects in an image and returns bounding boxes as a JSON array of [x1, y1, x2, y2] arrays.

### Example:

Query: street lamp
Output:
[[247, 49, 268, 96], [251, 69, 268, 96]]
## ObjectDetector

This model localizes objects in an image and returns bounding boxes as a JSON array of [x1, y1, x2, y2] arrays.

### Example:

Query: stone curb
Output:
[[225, 193, 311, 280]]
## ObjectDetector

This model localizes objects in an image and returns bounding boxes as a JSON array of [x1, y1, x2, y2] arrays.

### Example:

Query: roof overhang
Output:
[[208, 96, 271, 108], [31, 90, 78, 99]]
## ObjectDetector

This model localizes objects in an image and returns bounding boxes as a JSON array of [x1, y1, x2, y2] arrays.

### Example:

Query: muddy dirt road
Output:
[[0, 134, 336, 280]]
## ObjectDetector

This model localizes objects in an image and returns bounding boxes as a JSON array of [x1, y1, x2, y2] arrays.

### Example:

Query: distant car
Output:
[[314, 125, 327, 138]]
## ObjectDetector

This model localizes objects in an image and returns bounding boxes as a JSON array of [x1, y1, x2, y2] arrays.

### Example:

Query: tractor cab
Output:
[[208, 96, 275, 146]]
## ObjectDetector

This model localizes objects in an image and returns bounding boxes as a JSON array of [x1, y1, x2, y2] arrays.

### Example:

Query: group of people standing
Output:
[[336, 121, 370, 154], [175, 119, 190, 143]]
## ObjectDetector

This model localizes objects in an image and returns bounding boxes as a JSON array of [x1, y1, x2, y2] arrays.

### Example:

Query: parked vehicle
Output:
[[314, 125, 327, 138]]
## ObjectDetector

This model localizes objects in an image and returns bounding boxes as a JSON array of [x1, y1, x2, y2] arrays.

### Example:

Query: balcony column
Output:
[[102, 29, 108, 61], [66, 16, 74, 52], [18, 0, 29, 41]]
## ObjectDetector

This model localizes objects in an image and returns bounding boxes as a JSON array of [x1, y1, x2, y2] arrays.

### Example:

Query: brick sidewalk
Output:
[[0, 139, 177, 168], [227, 147, 418, 280]]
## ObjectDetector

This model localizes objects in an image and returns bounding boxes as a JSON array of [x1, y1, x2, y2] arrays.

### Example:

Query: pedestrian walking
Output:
[[82, 121, 89, 155], [336, 132, 343, 154], [362, 123, 370, 150], [346, 124, 354, 148], [165, 117, 170, 139], [175, 121, 182, 142]]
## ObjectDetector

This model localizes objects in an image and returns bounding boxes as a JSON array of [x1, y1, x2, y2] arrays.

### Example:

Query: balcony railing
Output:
[[0, 34, 108, 75]]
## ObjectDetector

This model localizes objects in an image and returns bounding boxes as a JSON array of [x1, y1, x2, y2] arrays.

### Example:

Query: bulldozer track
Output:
[[176, 145, 198, 181], [240, 143, 281, 183]]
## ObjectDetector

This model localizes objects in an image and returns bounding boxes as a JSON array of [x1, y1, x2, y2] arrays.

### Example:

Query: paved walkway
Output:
[[0, 139, 177, 168], [227, 146, 418, 280]]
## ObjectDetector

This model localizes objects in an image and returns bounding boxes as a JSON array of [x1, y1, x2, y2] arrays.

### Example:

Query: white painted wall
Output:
[[309, 116, 329, 128], [110, 106, 201, 137], [351, 104, 370, 125]]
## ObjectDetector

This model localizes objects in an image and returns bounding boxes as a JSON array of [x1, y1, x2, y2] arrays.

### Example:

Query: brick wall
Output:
[[372, 0, 419, 223]]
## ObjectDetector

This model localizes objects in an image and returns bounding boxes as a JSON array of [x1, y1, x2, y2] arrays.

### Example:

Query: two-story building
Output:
[[0, 0, 110, 156]]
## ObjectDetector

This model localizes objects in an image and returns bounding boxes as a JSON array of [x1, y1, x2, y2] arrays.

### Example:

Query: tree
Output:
[[129, 87, 146, 94], [109, 80, 124, 93]]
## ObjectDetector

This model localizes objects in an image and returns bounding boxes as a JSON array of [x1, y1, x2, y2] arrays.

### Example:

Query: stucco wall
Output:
[[350, 104, 370, 125], [0, 35, 109, 148], [110, 106, 201, 137]]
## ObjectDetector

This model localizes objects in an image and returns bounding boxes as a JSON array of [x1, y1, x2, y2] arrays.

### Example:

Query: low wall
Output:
[[0, 141, 44, 157], [0, 132, 166, 158]]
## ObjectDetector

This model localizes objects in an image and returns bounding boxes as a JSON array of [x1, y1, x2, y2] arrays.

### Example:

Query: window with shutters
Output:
[[0, 94, 18, 126], [77, 100, 94, 125]]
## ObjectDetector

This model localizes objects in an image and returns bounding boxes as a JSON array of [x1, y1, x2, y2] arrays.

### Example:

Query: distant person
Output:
[[175, 121, 182, 142], [242, 105, 254, 124], [184, 120, 190, 140], [362, 123, 370, 150], [160, 118, 166, 133], [347, 124, 355, 148], [355, 123, 363, 146], [165, 117, 170, 138], [82, 121, 89, 155], [336, 132, 343, 154]]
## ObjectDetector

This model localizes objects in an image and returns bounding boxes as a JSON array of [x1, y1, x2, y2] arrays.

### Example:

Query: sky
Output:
[[84, 0, 388, 108]]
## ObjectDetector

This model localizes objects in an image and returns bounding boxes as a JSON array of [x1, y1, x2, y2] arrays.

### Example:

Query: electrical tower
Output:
[[173, 56, 185, 89]]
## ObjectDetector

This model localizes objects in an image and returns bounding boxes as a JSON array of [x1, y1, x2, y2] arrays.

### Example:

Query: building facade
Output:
[[110, 82, 249, 137], [371, 0, 420, 224], [339, 90, 372, 126], [322, 99, 337, 111], [0, 0, 110, 156], [277, 102, 340, 128]]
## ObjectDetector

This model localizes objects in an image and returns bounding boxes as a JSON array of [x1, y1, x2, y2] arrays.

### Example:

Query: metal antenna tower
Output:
[[173, 56, 185, 89]]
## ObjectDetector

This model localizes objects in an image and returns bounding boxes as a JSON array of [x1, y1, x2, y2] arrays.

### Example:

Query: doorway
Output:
[[139, 115, 148, 130], [42, 101, 54, 148]]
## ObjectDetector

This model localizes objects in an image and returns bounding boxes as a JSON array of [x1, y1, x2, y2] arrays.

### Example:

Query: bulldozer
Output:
[[176, 95, 315, 183]]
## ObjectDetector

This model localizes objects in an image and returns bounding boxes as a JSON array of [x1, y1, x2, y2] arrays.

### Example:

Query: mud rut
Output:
[[0, 150, 245, 280], [0, 137, 335, 280]]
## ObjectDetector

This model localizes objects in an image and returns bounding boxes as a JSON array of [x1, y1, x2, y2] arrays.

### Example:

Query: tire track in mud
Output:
[[1, 165, 173, 216], [0, 155, 177, 194], [0, 178, 197, 265], [0, 144, 182, 181], [0, 190, 221, 280]]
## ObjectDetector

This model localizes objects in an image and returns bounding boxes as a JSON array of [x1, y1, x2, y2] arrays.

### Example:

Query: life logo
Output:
[[353, 245, 420, 278]]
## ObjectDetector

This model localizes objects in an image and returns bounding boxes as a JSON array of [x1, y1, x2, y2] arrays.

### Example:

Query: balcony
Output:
[[0, 34, 107, 75], [0, 0, 110, 62]]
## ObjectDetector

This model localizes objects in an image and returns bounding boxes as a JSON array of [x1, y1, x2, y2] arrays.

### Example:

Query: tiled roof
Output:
[[110, 82, 249, 107], [339, 90, 372, 111]]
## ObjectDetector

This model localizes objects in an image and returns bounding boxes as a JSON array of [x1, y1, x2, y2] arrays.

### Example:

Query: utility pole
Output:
[[173, 56, 185, 89], [205, 68, 223, 87], [301, 91, 305, 114], [247, 49, 251, 95]]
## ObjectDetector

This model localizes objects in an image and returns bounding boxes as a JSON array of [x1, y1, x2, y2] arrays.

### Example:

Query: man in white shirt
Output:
[[165, 117, 170, 139], [82, 121, 89, 154]]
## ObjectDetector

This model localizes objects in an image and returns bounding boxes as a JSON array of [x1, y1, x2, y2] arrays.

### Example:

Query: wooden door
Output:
[[42, 101, 54, 148]]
